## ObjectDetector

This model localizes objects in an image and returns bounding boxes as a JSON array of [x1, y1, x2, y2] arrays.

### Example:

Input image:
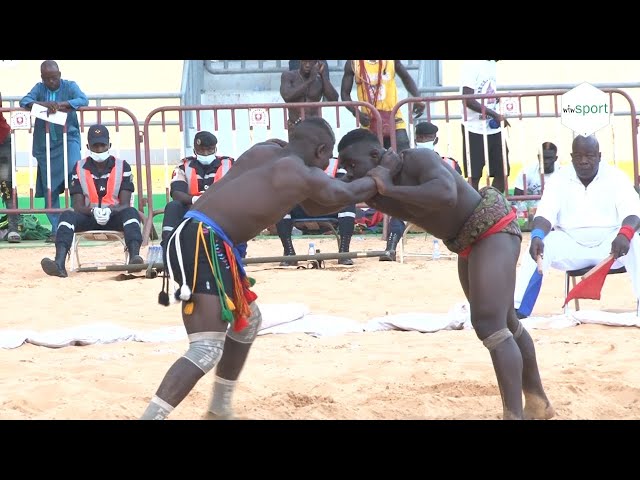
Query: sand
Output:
[[1, 232, 639, 420]]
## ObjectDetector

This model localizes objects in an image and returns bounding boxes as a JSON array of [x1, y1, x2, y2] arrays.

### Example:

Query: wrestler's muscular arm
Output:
[[369, 150, 458, 210], [278, 159, 378, 216]]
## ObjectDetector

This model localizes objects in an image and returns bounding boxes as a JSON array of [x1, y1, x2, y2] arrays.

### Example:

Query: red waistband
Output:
[[458, 208, 517, 259]]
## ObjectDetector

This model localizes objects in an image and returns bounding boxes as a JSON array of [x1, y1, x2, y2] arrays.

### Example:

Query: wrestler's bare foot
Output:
[[202, 411, 248, 420], [502, 409, 524, 420], [523, 394, 556, 420]]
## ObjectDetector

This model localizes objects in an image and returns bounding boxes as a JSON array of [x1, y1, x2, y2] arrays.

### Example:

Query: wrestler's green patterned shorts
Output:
[[443, 186, 522, 255]]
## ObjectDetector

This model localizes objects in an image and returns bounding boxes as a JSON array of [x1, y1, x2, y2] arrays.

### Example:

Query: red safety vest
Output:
[[442, 156, 459, 171], [184, 157, 233, 195], [324, 158, 339, 178], [76, 157, 124, 207]]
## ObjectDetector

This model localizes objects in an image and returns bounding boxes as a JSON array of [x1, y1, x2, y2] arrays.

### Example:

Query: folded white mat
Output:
[[0, 303, 310, 349], [1, 303, 637, 350]]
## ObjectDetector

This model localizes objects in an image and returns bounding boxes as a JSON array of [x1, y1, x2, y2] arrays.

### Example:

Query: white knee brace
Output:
[[182, 332, 226, 374], [513, 321, 524, 339], [482, 328, 513, 351], [227, 302, 262, 344]]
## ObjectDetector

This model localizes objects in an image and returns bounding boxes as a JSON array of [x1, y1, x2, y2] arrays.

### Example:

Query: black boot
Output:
[[41, 243, 68, 277], [379, 233, 400, 262], [128, 241, 144, 265], [279, 236, 297, 267], [6, 214, 21, 243], [338, 234, 354, 265]]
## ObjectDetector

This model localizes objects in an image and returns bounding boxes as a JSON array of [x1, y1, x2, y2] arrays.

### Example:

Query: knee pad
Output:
[[182, 332, 226, 374], [482, 328, 513, 351], [513, 321, 524, 340], [227, 302, 262, 344]]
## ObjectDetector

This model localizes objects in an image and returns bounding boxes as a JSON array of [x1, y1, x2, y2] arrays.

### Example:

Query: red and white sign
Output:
[[501, 97, 520, 117], [10, 111, 31, 130], [249, 108, 269, 127]]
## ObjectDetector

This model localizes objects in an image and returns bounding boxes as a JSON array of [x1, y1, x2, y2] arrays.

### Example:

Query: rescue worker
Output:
[[40, 124, 143, 277], [161, 131, 246, 257]]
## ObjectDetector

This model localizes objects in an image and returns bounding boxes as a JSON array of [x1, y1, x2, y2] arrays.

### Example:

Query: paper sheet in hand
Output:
[[30, 103, 68, 126]]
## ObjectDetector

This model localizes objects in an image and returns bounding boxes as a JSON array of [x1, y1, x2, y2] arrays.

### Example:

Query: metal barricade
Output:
[[140, 101, 383, 243], [0, 106, 147, 237]]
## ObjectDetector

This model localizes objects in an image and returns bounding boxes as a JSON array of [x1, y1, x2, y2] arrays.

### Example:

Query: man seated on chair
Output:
[[40, 124, 143, 277], [161, 131, 247, 259], [275, 157, 356, 266], [380, 121, 463, 261], [513, 134, 640, 318], [511, 142, 560, 232]]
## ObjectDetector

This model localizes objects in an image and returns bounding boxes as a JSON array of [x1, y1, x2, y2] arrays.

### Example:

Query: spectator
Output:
[[460, 60, 510, 193], [0, 91, 20, 242], [275, 157, 356, 266], [280, 60, 338, 137], [379, 121, 462, 261], [40, 125, 143, 277], [19, 60, 89, 242], [512, 142, 560, 232], [161, 131, 246, 258], [288, 60, 329, 72], [513, 134, 640, 318], [341, 60, 425, 153], [513, 142, 559, 196]]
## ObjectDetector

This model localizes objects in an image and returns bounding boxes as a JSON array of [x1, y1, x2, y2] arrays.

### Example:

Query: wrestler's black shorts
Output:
[[166, 219, 234, 296]]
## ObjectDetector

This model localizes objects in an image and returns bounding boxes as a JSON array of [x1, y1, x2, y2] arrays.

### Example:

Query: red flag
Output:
[[563, 254, 615, 307]]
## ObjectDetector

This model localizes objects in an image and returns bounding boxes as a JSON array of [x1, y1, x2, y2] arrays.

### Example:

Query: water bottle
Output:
[[147, 245, 162, 265], [432, 239, 441, 260], [307, 242, 316, 269]]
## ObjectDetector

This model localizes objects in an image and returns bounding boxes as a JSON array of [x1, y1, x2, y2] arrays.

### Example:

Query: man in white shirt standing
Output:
[[460, 60, 510, 193], [513, 134, 640, 318]]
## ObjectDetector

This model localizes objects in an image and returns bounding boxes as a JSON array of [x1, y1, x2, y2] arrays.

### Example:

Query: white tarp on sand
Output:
[[1, 302, 638, 349]]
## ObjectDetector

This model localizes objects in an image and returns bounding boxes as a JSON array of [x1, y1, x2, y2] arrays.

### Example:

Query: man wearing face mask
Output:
[[161, 131, 246, 257], [414, 121, 462, 174], [40, 124, 143, 277], [379, 121, 462, 261]]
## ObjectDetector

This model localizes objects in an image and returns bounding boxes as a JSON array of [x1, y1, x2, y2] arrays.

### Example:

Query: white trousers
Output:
[[514, 230, 640, 308]]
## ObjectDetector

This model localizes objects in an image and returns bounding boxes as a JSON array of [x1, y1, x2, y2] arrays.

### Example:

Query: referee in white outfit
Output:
[[514, 134, 640, 318]]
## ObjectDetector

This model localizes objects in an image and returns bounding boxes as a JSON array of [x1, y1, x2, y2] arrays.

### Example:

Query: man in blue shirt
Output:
[[20, 60, 89, 241]]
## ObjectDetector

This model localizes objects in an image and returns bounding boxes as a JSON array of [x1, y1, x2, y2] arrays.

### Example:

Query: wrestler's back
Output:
[[191, 143, 311, 244], [369, 150, 482, 240]]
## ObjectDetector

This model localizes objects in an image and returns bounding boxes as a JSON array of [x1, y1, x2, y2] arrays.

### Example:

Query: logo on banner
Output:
[[249, 108, 269, 127], [561, 83, 611, 136], [500, 97, 520, 117], [10, 111, 31, 130]]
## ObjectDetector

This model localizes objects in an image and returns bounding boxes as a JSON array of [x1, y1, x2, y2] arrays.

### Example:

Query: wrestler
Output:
[[140, 118, 382, 420], [335, 127, 554, 420]]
